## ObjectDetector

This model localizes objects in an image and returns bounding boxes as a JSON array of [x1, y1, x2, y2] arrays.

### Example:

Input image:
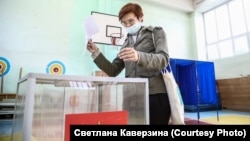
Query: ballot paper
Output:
[[83, 15, 99, 54], [83, 15, 99, 39]]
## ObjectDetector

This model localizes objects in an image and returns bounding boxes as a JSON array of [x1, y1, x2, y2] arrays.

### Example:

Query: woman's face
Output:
[[120, 12, 142, 27]]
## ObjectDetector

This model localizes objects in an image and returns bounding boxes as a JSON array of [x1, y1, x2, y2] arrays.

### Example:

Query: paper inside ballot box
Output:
[[64, 111, 127, 140]]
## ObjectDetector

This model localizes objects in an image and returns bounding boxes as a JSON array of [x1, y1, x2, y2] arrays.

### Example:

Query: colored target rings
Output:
[[0, 57, 11, 77], [46, 60, 66, 75]]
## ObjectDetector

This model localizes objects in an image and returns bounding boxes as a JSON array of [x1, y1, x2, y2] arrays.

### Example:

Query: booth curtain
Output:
[[169, 58, 217, 106]]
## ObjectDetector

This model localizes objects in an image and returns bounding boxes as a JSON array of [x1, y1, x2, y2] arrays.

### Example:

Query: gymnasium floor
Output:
[[1, 109, 250, 140], [185, 109, 250, 119], [185, 109, 250, 125]]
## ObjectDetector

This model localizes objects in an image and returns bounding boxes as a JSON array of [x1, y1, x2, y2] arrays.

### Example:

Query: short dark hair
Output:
[[118, 3, 144, 22]]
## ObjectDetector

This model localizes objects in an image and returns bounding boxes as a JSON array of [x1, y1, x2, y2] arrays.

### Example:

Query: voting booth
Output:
[[11, 73, 149, 141], [170, 58, 219, 120]]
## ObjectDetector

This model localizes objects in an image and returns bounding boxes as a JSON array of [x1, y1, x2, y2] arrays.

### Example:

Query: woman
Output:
[[86, 2, 171, 125]]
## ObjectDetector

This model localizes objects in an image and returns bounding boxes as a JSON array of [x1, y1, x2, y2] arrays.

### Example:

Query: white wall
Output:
[[0, 0, 192, 93], [214, 53, 250, 79], [2, 0, 247, 94], [139, 0, 194, 12], [0, 0, 72, 93]]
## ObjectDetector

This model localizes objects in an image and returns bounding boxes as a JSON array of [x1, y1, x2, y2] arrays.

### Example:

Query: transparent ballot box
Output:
[[11, 73, 149, 141]]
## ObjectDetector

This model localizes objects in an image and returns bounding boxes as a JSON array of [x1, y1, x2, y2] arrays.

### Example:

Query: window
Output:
[[204, 11, 218, 44], [207, 44, 219, 60], [203, 0, 250, 60], [229, 0, 246, 36], [216, 5, 231, 40], [218, 40, 233, 58], [243, 0, 250, 30], [234, 36, 249, 54]]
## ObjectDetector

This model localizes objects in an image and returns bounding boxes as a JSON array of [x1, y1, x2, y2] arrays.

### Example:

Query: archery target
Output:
[[0, 57, 11, 77], [46, 60, 66, 75]]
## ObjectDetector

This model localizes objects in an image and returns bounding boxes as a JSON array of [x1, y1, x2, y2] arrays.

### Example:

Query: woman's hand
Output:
[[118, 47, 138, 62], [87, 40, 98, 53]]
